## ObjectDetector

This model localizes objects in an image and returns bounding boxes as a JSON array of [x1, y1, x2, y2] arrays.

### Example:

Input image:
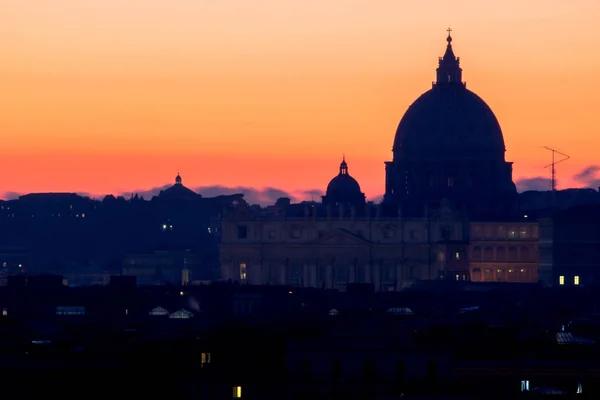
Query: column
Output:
[[373, 261, 381, 291], [326, 264, 333, 289], [303, 263, 309, 287], [365, 261, 372, 284], [279, 263, 287, 285], [396, 261, 403, 290]]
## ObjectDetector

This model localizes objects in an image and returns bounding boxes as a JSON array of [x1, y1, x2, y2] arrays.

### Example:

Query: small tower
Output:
[[340, 157, 348, 175], [175, 172, 182, 185], [435, 28, 464, 86]]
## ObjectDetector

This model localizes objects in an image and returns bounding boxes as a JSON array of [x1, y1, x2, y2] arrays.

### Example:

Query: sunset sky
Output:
[[1, 1, 599, 203]]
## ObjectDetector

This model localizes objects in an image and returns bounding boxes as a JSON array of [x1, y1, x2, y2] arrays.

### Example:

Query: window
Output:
[[574, 276, 580, 286], [455, 252, 460, 260], [437, 251, 445, 262], [508, 228, 517, 239], [233, 386, 242, 398], [240, 263, 247, 280], [559, 276, 565, 286], [521, 380, 530, 392], [237, 225, 248, 239], [497, 247, 506, 261], [519, 227, 529, 238], [472, 246, 482, 261], [201, 352, 211, 366], [520, 246, 531, 262], [483, 246, 494, 261], [268, 230, 276, 239], [2, 308, 6, 316], [56, 306, 85, 316], [447, 176, 454, 187]]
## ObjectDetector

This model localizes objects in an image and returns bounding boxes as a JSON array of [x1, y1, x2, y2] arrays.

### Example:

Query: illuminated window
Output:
[[201, 352, 211, 366], [2, 308, 7, 316], [508, 229, 517, 239], [455, 252, 460, 260], [233, 386, 242, 398], [239, 263, 247, 280], [559, 276, 565, 285], [574, 276, 580, 286], [519, 227, 529, 238], [521, 380, 530, 392], [455, 274, 459, 281]]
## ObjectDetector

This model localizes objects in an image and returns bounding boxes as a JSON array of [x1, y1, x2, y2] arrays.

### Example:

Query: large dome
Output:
[[393, 85, 506, 161], [392, 31, 506, 162]]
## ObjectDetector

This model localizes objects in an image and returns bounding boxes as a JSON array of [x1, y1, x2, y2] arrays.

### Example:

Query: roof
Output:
[[393, 84, 506, 162]]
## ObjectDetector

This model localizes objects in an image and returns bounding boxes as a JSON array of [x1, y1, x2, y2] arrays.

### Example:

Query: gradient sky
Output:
[[1, 1, 599, 201]]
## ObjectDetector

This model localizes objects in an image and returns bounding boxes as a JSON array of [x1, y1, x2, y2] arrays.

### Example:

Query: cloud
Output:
[[119, 184, 309, 206], [515, 177, 551, 192], [574, 165, 600, 189], [0, 191, 21, 200]]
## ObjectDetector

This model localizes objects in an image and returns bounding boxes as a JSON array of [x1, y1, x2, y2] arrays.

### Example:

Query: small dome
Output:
[[323, 158, 365, 207]]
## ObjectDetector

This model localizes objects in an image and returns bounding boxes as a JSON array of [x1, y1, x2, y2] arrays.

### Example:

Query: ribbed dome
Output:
[[323, 158, 365, 207], [326, 174, 362, 198], [393, 84, 506, 162]]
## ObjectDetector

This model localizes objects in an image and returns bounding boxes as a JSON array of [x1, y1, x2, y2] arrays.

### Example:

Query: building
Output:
[[220, 31, 540, 289], [469, 221, 539, 283], [539, 204, 600, 287], [220, 188, 469, 291], [383, 30, 518, 219]]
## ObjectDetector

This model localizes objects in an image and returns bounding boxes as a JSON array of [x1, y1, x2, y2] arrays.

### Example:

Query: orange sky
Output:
[[1, 1, 600, 201]]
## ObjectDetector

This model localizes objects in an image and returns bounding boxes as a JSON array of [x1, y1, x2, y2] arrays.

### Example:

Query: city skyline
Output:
[[2, 1, 600, 202]]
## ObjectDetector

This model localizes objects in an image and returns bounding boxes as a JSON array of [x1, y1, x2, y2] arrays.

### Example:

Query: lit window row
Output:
[[559, 275, 580, 286]]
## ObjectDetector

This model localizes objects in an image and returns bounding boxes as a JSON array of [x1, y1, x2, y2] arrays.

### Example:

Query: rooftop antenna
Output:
[[544, 147, 569, 191]]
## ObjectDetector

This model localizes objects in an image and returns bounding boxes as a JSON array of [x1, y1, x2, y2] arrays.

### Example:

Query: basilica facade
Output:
[[220, 194, 469, 291], [220, 31, 538, 290]]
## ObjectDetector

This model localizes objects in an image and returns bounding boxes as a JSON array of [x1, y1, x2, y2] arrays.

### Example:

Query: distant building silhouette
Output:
[[321, 157, 366, 209]]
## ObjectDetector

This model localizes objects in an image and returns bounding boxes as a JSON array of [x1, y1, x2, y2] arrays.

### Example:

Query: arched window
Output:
[[437, 251, 445, 262], [484, 268, 493, 281], [471, 268, 481, 281], [483, 246, 494, 261], [496, 268, 504, 281], [239, 263, 247, 280], [496, 247, 506, 261], [520, 246, 531, 262], [472, 246, 482, 261], [329, 308, 339, 316], [508, 247, 518, 262]]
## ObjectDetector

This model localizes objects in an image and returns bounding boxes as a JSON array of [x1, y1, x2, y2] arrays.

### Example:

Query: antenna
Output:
[[544, 147, 570, 191]]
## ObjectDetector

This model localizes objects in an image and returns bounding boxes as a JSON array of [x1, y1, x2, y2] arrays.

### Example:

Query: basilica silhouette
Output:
[[220, 31, 539, 290]]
